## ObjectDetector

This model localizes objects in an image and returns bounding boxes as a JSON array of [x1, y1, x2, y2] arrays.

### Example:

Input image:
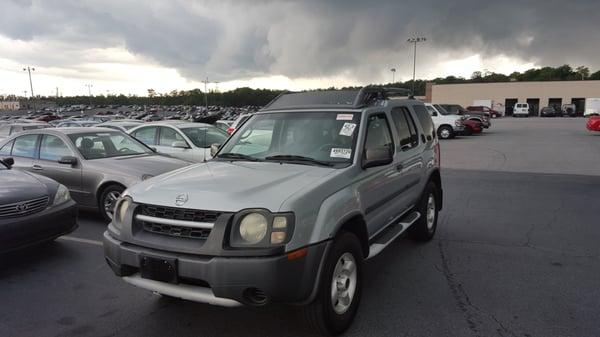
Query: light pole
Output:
[[23, 66, 35, 111], [390, 68, 396, 84], [85, 84, 93, 106], [203, 77, 209, 112], [407, 37, 426, 95]]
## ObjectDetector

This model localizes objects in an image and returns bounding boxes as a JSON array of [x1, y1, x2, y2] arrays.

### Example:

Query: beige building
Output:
[[0, 101, 20, 110], [427, 80, 600, 116]]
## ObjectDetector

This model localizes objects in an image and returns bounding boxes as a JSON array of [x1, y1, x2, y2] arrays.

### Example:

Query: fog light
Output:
[[271, 231, 286, 244]]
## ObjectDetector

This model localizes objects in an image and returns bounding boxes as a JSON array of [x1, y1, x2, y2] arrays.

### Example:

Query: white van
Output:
[[513, 103, 530, 117]]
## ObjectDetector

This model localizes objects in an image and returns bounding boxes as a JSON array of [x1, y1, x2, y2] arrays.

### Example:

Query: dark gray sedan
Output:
[[0, 128, 192, 221], [0, 157, 78, 253]]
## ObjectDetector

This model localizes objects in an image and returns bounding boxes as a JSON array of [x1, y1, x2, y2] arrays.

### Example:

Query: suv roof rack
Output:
[[262, 86, 414, 111]]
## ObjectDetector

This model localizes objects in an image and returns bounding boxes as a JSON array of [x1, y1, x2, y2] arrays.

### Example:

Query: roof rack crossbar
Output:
[[353, 86, 414, 108]]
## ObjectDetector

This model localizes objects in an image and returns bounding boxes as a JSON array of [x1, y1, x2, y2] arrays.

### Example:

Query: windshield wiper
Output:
[[215, 152, 261, 162], [264, 155, 334, 167]]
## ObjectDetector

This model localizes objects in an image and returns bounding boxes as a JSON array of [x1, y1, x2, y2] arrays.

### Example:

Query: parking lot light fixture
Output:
[[23, 66, 36, 111], [407, 37, 426, 95]]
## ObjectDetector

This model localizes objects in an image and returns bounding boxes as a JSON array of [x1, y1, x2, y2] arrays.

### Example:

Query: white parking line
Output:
[[58, 236, 103, 247]]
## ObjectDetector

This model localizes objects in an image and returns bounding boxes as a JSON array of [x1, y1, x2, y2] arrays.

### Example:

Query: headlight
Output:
[[239, 213, 268, 244], [113, 196, 132, 229], [53, 184, 71, 205], [230, 211, 294, 248]]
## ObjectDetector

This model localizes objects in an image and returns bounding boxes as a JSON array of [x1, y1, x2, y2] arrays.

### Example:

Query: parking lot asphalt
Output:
[[1, 118, 599, 337]]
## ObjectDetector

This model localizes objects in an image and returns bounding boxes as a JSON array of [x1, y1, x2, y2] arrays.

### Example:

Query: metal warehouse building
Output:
[[426, 80, 600, 116]]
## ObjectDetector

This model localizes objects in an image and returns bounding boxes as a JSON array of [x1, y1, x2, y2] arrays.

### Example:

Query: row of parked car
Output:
[[1, 87, 445, 335]]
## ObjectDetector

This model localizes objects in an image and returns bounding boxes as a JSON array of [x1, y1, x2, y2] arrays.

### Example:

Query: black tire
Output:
[[463, 125, 473, 136], [410, 182, 439, 242], [300, 231, 363, 336], [98, 184, 125, 222], [437, 125, 454, 139]]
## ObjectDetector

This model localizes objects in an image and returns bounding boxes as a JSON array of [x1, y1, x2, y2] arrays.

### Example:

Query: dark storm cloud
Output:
[[1, 0, 599, 82]]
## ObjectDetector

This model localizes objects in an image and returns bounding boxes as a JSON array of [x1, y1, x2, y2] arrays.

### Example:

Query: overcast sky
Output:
[[1, 0, 599, 97]]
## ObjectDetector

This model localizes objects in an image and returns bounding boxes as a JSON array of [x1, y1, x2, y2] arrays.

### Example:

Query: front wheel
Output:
[[437, 125, 454, 139], [300, 231, 363, 336], [99, 184, 125, 221]]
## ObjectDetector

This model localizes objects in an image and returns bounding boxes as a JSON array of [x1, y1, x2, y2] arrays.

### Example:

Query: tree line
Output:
[[4, 64, 600, 108]]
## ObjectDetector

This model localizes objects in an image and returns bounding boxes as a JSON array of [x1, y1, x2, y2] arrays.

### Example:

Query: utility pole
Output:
[[23, 66, 35, 111], [85, 84, 93, 106], [407, 37, 426, 95], [390, 68, 396, 84]]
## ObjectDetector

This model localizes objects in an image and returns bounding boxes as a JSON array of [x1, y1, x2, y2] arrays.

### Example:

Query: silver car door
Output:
[[35, 134, 84, 202], [8, 134, 39, 173], [356, 113, 398, 236]]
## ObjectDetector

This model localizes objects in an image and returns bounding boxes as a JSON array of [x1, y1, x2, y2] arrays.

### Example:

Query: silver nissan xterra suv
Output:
[[103, 87, 443, 336]]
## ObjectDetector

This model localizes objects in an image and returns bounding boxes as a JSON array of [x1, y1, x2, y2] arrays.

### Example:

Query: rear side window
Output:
[[413, 105, 436, 142], [390, 107, 418, 150], [12, 134, 39, 158], [131, 126, 158, 145]]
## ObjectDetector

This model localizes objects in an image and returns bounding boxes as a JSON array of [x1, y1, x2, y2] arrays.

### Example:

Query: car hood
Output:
[[89, 154, 192, 178], [127, 160, 336, 212], [0, 170, 50, 204]]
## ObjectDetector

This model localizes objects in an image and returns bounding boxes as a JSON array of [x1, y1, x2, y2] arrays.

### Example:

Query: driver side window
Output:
[[363, 114, 393, 156], [40, 135, 73, 161]]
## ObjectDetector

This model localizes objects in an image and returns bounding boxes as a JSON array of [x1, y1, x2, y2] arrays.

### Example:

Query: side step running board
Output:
[[366, 211, 420, 260]]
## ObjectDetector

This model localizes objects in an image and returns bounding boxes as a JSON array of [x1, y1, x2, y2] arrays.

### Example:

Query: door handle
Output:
[[396, 164, 404, 171], [32, 164, 43, 171]]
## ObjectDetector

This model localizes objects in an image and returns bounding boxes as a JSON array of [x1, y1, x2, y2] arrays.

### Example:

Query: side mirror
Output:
[[362, 147, 393, 169], [58, 156, 78, 166], [210, 143, 221, 157], [171, 141, 189, 149], [2, 157, 14, 168]]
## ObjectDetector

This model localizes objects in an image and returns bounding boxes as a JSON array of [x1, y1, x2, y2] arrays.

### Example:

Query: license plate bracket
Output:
[[139, 255, 178, 284]]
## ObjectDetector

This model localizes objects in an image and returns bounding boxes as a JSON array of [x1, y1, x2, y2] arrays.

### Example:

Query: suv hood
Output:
[[127, 160, 336, 212]]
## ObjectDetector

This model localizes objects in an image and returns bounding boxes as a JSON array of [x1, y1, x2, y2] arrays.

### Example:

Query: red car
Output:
[[587, 116, 600, 132], [461, 119, 483, 135], [466, 106, 502, 118]]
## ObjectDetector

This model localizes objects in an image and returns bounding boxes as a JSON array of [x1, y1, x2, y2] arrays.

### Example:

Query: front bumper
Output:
[[103, 231, 329, 306], [452, 125, 465, 132], [0, 200, 78, 253]]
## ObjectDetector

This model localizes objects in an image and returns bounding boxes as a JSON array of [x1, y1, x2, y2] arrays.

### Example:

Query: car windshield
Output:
[[434, 104, 452, 115], [68, 131, 152, 159], [216, 111, 360, 166], [180, 125, 229, 148]]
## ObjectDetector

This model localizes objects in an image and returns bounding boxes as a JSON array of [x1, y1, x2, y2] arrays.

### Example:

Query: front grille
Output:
[[142, 222, 211, 240], [139, 204, 222, 223], [0, 196, 49, 218], [137, 203, 225, 240]]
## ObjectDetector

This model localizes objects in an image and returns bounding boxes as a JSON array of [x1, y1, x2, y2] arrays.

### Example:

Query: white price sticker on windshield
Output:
[[330, 148, 352, 159], [336, 114, 354, 121], [339, 122, 356, 137]]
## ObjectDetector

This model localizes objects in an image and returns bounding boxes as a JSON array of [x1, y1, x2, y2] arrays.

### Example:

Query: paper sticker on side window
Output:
[[339, 123, 356, 137], [330, 148, 352, 159], [336, 114, 354, 121]]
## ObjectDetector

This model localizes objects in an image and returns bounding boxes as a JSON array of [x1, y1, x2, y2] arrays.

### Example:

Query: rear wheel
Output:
[[99, 184, 125, 221], [410, 182, 439, 241], [437, 125, 454, 139], [300, 231, 363, 336]]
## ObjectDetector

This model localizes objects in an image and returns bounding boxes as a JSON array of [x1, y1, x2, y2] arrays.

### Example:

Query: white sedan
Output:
[[128, 122, 229, 162]]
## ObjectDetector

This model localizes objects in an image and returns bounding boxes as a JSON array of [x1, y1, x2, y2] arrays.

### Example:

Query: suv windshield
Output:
[[217, 111, 360, 166], [68, 131, 152, 159]]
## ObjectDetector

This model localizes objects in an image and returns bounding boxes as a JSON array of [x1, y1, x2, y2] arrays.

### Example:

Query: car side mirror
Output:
[[210, 143, 221, 157], [362, 147, 393, 169], [171, 141, 189, 149], [58, 156, 78, 166], [2, 157, 14, 168]]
